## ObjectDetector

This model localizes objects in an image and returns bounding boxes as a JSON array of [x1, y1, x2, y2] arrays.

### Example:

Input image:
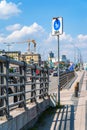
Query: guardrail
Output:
[[0, 55, 49, 119], [59, 71, 75, 89]]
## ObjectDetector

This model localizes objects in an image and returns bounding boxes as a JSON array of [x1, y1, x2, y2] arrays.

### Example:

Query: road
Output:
[[49, 75, 58, 94]]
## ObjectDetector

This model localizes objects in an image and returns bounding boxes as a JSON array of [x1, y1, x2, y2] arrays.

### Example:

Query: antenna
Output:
[[4, 42, 15, 51]]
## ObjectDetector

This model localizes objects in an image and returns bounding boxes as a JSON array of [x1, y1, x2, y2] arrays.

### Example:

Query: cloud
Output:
[[0, 36, 4, 42], [72, 34, 87, 49], [60, 32, 73, 42], [77, 34, 87, 41], [0, 22, 87, 62], [6, 22, 45, 41], [0, 0, 21, 19], [0, 22, 45, 43], [6, 24, 22, 31], [44, 31, 87, 62], [45, 32, 73, 44], [44, 33, 56, 43], [41, 32, 73, 60]]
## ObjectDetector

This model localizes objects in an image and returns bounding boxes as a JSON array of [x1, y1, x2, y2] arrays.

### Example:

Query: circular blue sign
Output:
[[54, 19, 60, 31]]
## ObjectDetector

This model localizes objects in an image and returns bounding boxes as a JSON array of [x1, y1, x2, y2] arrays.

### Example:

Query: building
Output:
[[48, 51, 55, 68], [61, 55, 67, 62], [0, 50, 41, 65], [49, 51, 54, 58], [0, 50, 21, 61], [21, 52, 41, 65]]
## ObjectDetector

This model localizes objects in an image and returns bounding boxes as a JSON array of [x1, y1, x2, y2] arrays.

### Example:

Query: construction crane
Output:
[[16, 39, 36, 53]]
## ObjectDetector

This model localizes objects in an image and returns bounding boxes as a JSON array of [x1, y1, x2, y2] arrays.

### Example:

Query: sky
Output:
[[0, 0, 87, 63]]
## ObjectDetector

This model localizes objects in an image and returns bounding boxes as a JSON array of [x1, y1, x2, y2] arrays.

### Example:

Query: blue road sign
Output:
[[54, 19, 60, 31], [52, 17, 63, 35]]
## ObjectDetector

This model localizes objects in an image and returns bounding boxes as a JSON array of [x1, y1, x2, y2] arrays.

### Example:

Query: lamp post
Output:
[[76, 47, 82, 70], [70, 42, 76, 64], [71, 42, 82, 70]]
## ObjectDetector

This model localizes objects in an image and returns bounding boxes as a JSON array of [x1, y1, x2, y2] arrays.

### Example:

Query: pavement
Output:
[[60, 70, 85, 130], [31, 70, 87, 130]]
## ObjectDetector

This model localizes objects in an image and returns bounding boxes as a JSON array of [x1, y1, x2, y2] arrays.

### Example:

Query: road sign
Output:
[[52, 17, 63, 36]]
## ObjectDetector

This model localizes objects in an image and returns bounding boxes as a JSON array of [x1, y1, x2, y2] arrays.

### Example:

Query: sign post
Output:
[[52, 17, 63, 105]]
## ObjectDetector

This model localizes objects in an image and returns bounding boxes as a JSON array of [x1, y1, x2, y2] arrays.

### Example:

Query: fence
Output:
[[59, 71, 75, 89], [0, 55, 49, 119]]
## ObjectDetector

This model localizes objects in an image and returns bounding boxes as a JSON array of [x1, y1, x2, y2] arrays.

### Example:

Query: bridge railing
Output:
[[0, 55, 49, 119], [59, 71, 75, 89]]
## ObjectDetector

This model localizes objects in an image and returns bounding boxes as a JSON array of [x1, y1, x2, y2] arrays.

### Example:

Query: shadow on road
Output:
[[50, 105, 74, 130], [30, 105, 75, 130]]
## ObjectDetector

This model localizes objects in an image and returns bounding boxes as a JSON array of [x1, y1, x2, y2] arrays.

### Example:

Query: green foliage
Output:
[[9, 67, 14, 73], [44, 61, 49, 69]]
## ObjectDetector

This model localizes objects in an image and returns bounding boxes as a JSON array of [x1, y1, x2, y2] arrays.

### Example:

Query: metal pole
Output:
[[57, 35, 60, 105], [74, 46, 76, 64]]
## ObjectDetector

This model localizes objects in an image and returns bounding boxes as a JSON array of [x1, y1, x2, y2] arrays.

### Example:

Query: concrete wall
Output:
[[0, 98, 50, 130]]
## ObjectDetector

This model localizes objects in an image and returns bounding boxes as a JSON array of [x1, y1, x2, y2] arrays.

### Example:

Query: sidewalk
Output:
[[75, 71, 87, 130], [30, 70, 86, 130], [60, 70, 85, 130]]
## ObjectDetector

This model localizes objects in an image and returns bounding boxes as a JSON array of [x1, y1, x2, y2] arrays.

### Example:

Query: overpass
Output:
[[0, 55, 77, 130]]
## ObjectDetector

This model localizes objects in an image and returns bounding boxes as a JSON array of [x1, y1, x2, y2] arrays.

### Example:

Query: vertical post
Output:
[[0, 62, 4, 116], [57, 35, 60, 105], [31, 66, 36, 102], [23, 62, 27, 109], [19, 64, 26, 108], [43, 70, 46, 97], [52, 17, 63, 105], [39, 69, 43, 99], [74, 47, 76, 65], [31, 68, 34, 102], [19, 66, 23, 107], [46, 68, 49, 96], [4, 57, 12, 119], [44, 69, 49, 96]]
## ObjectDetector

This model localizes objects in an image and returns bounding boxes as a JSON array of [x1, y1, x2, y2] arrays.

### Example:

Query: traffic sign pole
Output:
[[57, 35, 60, 105], [52, 17, 63, 105]]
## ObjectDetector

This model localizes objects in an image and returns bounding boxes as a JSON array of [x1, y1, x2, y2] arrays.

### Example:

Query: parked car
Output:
[[53, 71, 58, 76], [65, 69, 70, 73]]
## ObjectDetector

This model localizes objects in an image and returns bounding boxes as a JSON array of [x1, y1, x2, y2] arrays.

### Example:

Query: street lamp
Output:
[[71, 42, 82, 70], [70, 42, 77, 64], [76, 47, 82, 70]]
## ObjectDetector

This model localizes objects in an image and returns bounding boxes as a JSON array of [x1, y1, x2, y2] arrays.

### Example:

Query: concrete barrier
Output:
[[0, 98, 50, 130], [50, 93, 57, 107]]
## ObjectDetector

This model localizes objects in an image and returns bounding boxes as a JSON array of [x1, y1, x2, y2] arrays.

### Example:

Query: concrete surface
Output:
[[31, 70, 86, 130]]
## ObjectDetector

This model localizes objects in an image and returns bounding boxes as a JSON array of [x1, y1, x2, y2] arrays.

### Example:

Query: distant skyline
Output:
[[0, 0, 87, 62]]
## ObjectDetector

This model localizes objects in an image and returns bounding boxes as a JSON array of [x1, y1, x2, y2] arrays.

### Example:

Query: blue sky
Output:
[[0, 0, 87, 63]]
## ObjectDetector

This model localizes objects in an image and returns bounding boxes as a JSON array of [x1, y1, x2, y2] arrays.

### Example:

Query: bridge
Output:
[[0, 55, 81, 130]]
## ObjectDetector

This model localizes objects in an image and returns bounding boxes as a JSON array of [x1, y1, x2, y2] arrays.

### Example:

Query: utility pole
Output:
[[77, 47, 81, 70], [4, 42, 14, 51], [71, 42, 82, 70]]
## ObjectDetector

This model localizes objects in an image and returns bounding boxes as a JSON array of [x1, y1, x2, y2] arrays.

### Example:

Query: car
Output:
[[53, 71, 58, 76], [65, 69, 70, 73]]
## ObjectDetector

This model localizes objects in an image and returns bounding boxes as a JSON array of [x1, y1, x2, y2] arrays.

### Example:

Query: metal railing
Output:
[[59, 71, 75, 89], [0, 55, 49, 119]]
